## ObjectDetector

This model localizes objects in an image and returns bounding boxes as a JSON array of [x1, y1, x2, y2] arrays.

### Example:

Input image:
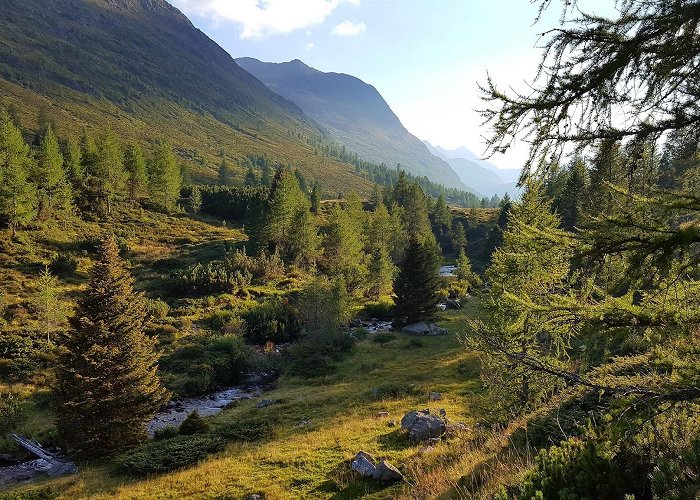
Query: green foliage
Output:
[[0, 389, 22, 435], [393, 238, 441, 326], [179, 410, 209, 435], [124, 142, 148, 202], [34, 126, 71, 216], [145, 298, 170, 320], [115, 434, 225, 476], [48, 253, 78, 277], [53, 236, 169, 457], [0, 110, 36, 236], [148, 141, 181, 212], [242, 298, 300, 344]]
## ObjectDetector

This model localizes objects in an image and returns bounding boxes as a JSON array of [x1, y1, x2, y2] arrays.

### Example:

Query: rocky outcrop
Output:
[[349, 451, 404, 482]]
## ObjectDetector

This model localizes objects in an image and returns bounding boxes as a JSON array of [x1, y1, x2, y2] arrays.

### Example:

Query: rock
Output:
[[445, 298, 462, 310], [376, 411, 389, 418], [246, 494, 264, 500], [429, 392, 442, 401], [388, 420, 398, 427], [438, 408, 447, 416], [437, 303, 447, 311], [401, 322, 448, 336], [373, 460, 404, 482], [351, 454, 376, 477], [256, 399, 278, 409], [401, 409, 446, 442]]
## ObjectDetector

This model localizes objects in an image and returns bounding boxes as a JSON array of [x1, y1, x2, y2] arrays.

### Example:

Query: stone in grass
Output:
[[256, 399, 278, 409], [373, 460, 404, 482], [401, 322, 448, 336], [401, 409, 446, 442], [351, 452, 376, 477]]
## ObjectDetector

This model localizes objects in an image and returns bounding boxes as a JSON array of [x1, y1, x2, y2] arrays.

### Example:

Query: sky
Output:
[[168, 0, 615, 170]]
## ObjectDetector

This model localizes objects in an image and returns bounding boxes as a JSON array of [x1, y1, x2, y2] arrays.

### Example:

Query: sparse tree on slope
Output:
[[148, 141, 181, 211]]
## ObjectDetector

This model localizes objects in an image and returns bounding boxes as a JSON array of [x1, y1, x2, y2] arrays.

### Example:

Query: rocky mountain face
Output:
[[237, 57, 469, 191]]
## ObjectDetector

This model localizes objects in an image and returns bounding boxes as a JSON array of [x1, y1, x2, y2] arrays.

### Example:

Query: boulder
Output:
[[401, 409, 446, 442], [429, 392, 442, 401], [401, 322, 447, 336], [351, 453, 376, 477], [373, 460, 404, 482]]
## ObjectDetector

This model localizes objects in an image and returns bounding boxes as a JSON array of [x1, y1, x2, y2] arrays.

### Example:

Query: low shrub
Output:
[[179, 411, 209, 435], [146, 298, 170, 320], [0, 390, 22, 435], [153, 426, 179, 440], [48, 253, 78, 277], [360, 299, 394, 319], [285, 330, 355, 378], [214, 417, 277, 442], [116, 434, 225, 476], [372, 332, 396, 346], [369, 383, 418, 401], [242, 298, 301, 344]]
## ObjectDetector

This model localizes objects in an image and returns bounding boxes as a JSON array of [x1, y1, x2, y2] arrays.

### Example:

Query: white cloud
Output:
[[331, 20, 366, 36], [170, 0, 358, 40], [305, 42, 315, 52]]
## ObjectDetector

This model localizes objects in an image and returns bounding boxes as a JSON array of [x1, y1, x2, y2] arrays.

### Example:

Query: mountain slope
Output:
[[0, 0, 373, 195], [236, 57, 469, 191], [424, 141, 521, 197]]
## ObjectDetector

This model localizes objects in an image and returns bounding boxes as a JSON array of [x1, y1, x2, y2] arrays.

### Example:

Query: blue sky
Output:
[[169, 0, 614, 169]]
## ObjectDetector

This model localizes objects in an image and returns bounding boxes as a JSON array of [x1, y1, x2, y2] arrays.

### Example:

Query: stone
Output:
[[351, 455, 376, 477], [429, 392, 442, 401], [401, 409, 446, 442], [376, 411, 389, 418], [400, 322, 448, 336], [373, 460, 404, 482], [246, 494, 264, 500], [388, 420, 398, 427], [256, 399, 278, 409]]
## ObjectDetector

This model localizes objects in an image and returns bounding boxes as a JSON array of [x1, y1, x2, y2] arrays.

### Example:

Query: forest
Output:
[[1, 0, 700, 498]]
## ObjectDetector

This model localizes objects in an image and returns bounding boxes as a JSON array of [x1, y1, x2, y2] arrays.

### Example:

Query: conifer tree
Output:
[[34, 126, 71, 216], [63, 136, 84, 193], [263, 169, 310, 256], [366, 201, 397, 299], [322, 203, 367, 293], [34, 266, 68, 346], [454, 247, 479, 294], [218, 157, 233, 187], [90, 130, 125, 215], [310, 181, 321, 214], [53, 236, 168, 457], [559, 157, 587, 230], [470, 182, 571, 411], [124, 142, 148, 202], [393, 238, 441, 326], [148, 141, 181, 211], [244, 165, 257, 187], [0, 111, 36, 237]]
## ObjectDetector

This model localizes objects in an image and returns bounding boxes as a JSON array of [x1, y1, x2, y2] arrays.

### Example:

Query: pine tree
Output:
[[455, 247, 479, 294], [53, 236, 168, 457], [559, 157, 588, 230], [367, 245, 395, 300], [322, 203, 367, 293], [218, 157, 233, 186], [287, 207, 321, 269], [63, 136, 84, 193], [124, 142, 148, 202], [393, 238, 441, 326], [148, 141, 181, 211], [0, 111, 36, 237], [187, 185, 202, 214], [34, 126, 72, 216]]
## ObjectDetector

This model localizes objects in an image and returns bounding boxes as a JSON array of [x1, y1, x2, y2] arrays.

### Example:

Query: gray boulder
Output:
[[350, 451, 376, 477], [373, 460, 404, 482], [401, 409, 446, 442], [401, 322, 447, 336]]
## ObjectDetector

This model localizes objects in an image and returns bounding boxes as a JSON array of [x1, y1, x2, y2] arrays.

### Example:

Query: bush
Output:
[[242, 298, 300, 344], [48, 253, 78, 277], [214, 417, 277, 442], [360, 299, 394, 319], [179, 411, 209, 435], [116, 434, 225, 476], [0, 390, 22, 434], [285, 330, 355, 377], [369, 383, 418, 401], [153, 426, 179, 440], [372, 332, 396, 346], [146, 298, 170, 320]]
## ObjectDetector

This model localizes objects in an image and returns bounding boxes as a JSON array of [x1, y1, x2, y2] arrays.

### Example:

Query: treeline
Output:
[[0, 111, 182, 235], [307, 135, 498, 208]]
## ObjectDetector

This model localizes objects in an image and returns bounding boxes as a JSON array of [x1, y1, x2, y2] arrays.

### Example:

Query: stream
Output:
[[147, 373, 273, 437]]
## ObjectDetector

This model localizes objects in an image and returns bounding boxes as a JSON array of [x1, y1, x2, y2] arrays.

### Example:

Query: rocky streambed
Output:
[[148, 373, 274, 437]]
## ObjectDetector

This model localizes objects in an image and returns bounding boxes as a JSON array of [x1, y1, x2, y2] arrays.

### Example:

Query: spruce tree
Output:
[[53, 236, 168, 457], [393, 238, 441, 326], [263, 169, 309, 255], [0, 111, 36, 237], [63, 136, 84, 194], [310, 181, 321, 214], [90, 130, 125, 215], [148, 141, 181, 211], [124, 142, 148, 202]]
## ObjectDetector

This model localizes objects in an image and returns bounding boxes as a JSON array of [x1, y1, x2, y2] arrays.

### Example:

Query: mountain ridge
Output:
[[236, 57, 470, 191]]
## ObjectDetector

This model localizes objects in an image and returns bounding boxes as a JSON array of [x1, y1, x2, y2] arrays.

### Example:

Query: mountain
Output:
[[429, 143, 522, 184], [424, 141, 521, 197], [236, 57, 469, 191], [0, 0, 373, 195]]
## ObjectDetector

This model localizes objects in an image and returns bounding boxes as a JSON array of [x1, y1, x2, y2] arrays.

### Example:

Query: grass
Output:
[[2, 305, 491, 499]]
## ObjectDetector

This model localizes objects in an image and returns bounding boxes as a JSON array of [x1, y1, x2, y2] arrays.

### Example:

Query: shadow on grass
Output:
[[376, 429, 411, 452]]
